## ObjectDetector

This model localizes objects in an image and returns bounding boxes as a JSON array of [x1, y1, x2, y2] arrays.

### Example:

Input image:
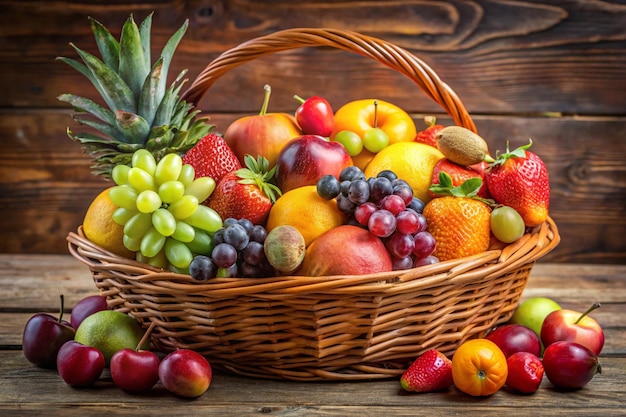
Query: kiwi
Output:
[[435, 126, 494, 166]]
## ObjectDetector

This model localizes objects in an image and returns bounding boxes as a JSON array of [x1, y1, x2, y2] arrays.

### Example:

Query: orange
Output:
[[83, 187, 135, 259], [423, 196, 491, 261], [364, 142, 444, 203], [265, 185, 346, 247], [452, 339, 508, 396]]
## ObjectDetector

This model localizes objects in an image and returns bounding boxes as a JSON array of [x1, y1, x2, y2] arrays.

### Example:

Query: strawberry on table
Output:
[[400, 349, 453, 393], [207, 155, 281, 225], [485, 140, 550, 227], [182, 133, 241, 184]]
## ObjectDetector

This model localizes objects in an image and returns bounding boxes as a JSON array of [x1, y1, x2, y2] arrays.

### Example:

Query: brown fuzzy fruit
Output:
[[264, 225, 306, 274], [436, 126, 493, 167]]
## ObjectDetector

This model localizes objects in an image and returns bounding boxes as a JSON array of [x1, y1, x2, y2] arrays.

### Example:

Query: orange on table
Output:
[[451, 339, 508, 396], [83, 187, 135, 259], [364, 141, 444, 203], [265, 185, 346, 247]]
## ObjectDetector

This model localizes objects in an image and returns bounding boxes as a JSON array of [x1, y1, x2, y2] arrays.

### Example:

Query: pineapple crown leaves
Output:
[[429, 172, 495, 206], [488, 139, 533, 171], [56, 13, 213, 178], [235, 155, 282, 203]]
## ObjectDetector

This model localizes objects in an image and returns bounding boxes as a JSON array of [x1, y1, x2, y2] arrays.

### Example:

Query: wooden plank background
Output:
[[1, 0, 624, 264]]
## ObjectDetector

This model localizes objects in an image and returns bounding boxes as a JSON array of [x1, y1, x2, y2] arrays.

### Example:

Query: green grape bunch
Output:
[[108, 149, 223, 271]]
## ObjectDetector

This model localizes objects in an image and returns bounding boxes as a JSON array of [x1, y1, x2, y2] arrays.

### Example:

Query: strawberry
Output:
[[182, 133, 241, 184], [429, 158, 490, 199], [400, 349, 453, 393], [425, 173, 492, 261], [414, 116, 444, 148], [485, 140, 550, 227], [207, 155, 281, 225]]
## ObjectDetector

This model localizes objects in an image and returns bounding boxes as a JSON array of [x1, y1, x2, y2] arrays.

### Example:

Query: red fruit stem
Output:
[[424, 115, 436, 128], [373, 100, 379, 128], [58, 294, 65, 323], [293, 95, 306, 105], [259, 84, 272, 116], [136, 321, 157, 351], [574, 302, 601, 325]]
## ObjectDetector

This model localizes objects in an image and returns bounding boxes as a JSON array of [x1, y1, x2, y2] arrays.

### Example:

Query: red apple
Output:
[[540, 302, 604, 355], [57, 340, 105, 388], [224, 84, 301, 167], [543, 341, 600, 390], [506, 351, 544, 394], [22, 295, 75, 368], [158, 349, 212, 398], [110, 348, 160, 392], [274, 135, 353, 193], [70, 295, 109, 330], [297, 225, 392, 276], [485, 324, 541, 358]]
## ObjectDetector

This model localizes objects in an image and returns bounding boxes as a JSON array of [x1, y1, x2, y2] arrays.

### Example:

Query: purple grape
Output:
[[392, 256, 414, 271], [317, 174, 341, 200], [413, 231, 436, 259], [369, 176, 393, 203], [337, 193, 357, 215], [414, 255, 439, 268], [368, 209, 396, 238], [340, 165, 365, 182], [249, 225, 267, 243], [224, 223, 249, 250], [348, 179, 370, 205], [242, 241, 265, 265], [385, 231, 415, 258], [189, 255, 217, 281], [211, 243, 238, 268]]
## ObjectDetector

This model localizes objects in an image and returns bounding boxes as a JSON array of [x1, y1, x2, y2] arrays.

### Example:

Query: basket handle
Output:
[[182, 28, 477, 133]]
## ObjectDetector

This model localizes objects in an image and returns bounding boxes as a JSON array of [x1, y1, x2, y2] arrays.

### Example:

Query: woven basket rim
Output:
[[67, 216, 559, 293]]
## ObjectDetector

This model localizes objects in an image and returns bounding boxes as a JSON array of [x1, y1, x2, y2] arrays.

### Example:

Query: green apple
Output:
[[510, 297, 561, 338]]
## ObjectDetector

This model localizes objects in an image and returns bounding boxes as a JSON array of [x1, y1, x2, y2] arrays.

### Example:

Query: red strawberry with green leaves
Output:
[[207, 155, 281, 225], [429, 158, 490, 199], [400, 349, 453, 393], [485, 140, 550, 227], [182, 133, 241, 184], [414, 116, 444, 148]]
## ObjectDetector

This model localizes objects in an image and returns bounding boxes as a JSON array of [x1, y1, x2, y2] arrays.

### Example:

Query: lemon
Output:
[[74, 310, 148, 364], [266, 185, 346, 247], [364, 142, 444, 203], [83, 187, 135, 258]]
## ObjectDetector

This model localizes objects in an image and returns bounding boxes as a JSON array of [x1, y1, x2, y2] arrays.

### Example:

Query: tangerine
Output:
[[83, 187, 135, 259], [451, 339, 508, 396], [364, 142, 444, 203], [265, 185, 346, 247]]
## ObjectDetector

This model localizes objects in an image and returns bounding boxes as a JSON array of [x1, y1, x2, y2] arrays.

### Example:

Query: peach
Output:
[[297, 225, 392, 276]]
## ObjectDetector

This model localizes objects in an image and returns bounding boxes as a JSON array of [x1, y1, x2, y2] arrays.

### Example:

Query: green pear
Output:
[[75, 310, 149, 364]]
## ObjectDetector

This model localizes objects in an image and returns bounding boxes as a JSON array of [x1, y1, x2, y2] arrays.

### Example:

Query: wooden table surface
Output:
[[1, 255, 624, 416]]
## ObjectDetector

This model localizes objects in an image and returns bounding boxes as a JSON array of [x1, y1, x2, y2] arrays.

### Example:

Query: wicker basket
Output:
[[67, 28, 560, 381]]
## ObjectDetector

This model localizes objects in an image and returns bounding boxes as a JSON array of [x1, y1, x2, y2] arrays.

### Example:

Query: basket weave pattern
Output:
[[67, 28, 559, 381]]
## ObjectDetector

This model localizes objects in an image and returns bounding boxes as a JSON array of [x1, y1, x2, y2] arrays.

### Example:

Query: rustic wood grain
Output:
[[1, 0, 625, 265]]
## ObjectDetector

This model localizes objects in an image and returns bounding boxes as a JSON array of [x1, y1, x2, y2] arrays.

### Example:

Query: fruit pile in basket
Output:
[[63, 15, 550, 279]]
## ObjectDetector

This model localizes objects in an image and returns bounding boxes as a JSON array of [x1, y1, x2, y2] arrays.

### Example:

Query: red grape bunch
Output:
[[316, 166, 439, 270]]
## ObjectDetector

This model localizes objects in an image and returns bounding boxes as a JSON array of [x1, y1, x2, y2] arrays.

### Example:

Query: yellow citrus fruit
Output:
[[83, 187, 135, 259], [364, 142, 444, 203], [266, 185, 346, 247]]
